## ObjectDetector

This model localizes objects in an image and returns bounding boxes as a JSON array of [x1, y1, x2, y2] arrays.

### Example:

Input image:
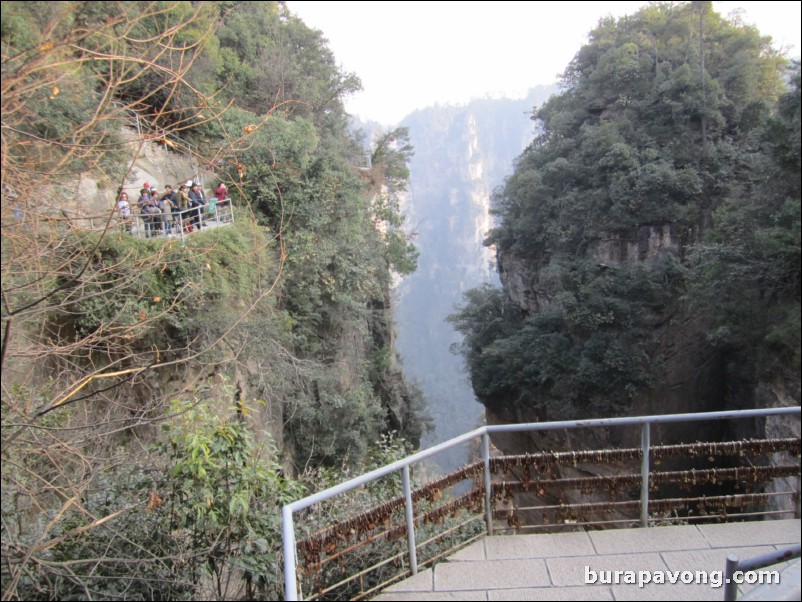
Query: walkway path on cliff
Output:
[[373, 519, 801, 601]]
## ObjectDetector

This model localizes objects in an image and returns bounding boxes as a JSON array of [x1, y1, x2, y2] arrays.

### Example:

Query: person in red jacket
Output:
[[215, 181, 228, 202]]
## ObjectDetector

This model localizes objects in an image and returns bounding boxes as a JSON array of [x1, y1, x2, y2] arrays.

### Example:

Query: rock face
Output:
[[67, 126, 201, 227], [490, 216, 800, 524], [591, 225, 681, 266], [498, 225, 684, 315], [393, 88, 555, 471], [49, 128, 423, 468]]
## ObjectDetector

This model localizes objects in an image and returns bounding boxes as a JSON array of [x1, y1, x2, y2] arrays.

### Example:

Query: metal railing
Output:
[[120, 200, 234, 241], [724, 544, 801, 600], [282, 407, 801, 600]]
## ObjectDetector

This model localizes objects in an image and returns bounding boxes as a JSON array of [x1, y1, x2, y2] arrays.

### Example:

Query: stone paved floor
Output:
[[372, 519, 801, 601]]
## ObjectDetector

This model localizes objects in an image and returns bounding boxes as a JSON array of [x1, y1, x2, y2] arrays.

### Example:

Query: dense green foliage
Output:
[[208, 110, 422, 466], [453, 2, 800, 419], [153, 401, 304, 600], [27, 402, 302, 601], [488, 2, 784, 259], [688, 64, 801, 376], [451, 255, 686, 416], [2, 1, 422, 599]]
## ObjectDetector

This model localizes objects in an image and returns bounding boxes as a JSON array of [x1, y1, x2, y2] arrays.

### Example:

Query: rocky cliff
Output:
[[393, 88, 555, 470], [490, 217, 799, 522], [456, 6, 801, 494]]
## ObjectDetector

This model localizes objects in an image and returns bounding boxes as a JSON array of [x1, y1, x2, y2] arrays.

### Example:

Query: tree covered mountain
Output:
[[1, 2, 422, 598], [451, 2, 800, 423]]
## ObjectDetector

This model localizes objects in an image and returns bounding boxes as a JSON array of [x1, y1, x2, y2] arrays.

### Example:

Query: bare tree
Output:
[[1, 3, 287, 599]]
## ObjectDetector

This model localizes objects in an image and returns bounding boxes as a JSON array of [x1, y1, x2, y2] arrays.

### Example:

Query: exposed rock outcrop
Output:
[[394, 88, 556, 471], [490, 222, 798, 526]]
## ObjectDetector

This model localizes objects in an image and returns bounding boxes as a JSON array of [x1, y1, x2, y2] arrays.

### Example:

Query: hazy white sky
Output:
[[286, 1, 802, 125]]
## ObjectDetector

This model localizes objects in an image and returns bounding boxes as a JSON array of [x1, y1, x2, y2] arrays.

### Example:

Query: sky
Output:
[[286, 1, 802, 125]]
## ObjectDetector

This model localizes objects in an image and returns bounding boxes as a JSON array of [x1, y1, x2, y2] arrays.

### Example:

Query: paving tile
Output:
[[488, 585, 614, 600], [485, 531, 595, 560], [661, 545, 775, 574], [449, 540, 487, 561], [697, 519, 801, 548], [740, 558, 801, 601], [547, 552, 668, 587], [727, 555, 799, 598], [435, 558, 550, 591], [383, 568, 433, 592], [373, 591, 487, 601], [612, 581, 726, 601], [371, 520, 802, 600], [590, 524, 708, 555]]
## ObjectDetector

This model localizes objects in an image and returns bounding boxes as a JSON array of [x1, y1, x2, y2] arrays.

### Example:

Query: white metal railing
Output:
[[282, 407, 801, 600], [120, 200, 234, 241], [724, 543, 801, 600]]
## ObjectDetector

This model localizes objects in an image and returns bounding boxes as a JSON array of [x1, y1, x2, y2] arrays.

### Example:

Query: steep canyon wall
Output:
[[394, 88, 555, 470]]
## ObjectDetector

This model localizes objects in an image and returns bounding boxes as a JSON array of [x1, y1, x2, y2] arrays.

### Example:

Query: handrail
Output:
[[282, 406, 801, 600], [121, 201, 235, 241], [724, 543, 801, 600]]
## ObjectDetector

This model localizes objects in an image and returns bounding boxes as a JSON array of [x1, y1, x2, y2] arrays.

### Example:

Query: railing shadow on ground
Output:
[[282, 407, 801, 601]]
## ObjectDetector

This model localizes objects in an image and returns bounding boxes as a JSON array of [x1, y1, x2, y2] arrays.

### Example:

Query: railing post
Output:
[[723, 555, 739, 601], [482, 431, 493, 536], [640, 422, 651, 528], [401, 465, 418, 575], [282, 506, 300, 601]]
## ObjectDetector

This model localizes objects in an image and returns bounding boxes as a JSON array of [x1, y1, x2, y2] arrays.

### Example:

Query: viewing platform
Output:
[[282, 408, 801, 601], [373, 519, 801, 601], [123, 201, 235, 241]]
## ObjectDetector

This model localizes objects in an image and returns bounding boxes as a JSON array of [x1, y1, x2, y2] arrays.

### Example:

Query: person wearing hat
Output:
[[139, 191, 160, 238], [159, 187, 176, 235], [177, 184, 192, 233], [189, 182, 207, 230], [148, 190, 163, 235]]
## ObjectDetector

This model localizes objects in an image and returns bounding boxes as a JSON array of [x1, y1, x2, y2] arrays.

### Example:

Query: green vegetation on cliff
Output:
[[1, 1, 421, 598], [453, 2, 800, 420]]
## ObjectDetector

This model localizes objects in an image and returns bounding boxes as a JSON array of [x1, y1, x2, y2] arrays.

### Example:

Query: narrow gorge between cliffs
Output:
[[392, 88, 554, 472]]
